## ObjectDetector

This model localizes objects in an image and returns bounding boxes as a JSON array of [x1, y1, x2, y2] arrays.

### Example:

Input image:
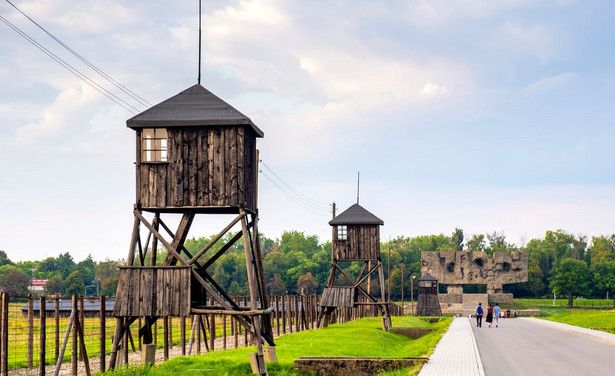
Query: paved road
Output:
[[472, 317, 615, 375]]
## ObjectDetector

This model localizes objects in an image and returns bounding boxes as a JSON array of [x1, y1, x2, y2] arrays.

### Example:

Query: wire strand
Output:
[[5, 0, 152, 108], [0, 15, 141, 114], [260, 171, 330, 217], [260, 161, 330, 209]]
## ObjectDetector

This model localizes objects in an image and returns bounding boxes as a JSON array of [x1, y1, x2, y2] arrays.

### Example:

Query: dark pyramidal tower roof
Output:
[[329, 203, 384, 226], [419, 273, 438, 281], [126, 84, 264, 137]]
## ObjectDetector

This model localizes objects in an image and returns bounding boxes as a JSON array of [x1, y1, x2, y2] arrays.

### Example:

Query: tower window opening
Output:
[[337, 225, 347, 240], [142, 128, 168, 162]]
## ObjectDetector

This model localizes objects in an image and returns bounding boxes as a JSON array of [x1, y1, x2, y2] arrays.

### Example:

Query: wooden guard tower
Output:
[[109, 84, 274, 374], [317, 203, 391, 331], [415, 274, 441, 316]]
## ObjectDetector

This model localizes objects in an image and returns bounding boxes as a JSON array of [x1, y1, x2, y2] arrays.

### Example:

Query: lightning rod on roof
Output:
[[198, 0, 202, 85], [357, 171, 360, 204]]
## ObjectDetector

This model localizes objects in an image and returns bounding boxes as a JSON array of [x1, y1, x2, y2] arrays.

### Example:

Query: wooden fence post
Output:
[[55, 297, 60, 363], [1, 293, 7, 376], [71, 296, 77, 376], [28, 294, 33, 369], [180, 316, 186, 355], [79, 296, 85, 361], [100, 296, 106, 373], [223, 315, 227, 350], [40, 296, 46, 376], [163, 317, 169, 360]]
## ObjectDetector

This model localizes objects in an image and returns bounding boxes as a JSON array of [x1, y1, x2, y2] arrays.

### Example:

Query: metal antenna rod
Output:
[[198, 0, 202, 85], [357, 171, 360, 204]]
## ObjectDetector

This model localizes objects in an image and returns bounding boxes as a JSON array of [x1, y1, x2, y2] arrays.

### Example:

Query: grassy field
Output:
[[3, 302, 238, 370], [513, 298, 613, 316], [98, 316, 452, 376]]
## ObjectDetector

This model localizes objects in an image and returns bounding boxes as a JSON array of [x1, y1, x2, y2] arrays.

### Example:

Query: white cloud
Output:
[[523, 72, 577, 93]]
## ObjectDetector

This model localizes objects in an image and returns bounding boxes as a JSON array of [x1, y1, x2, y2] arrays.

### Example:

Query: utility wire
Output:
[[5, 0, 152, 108], [0, 15, 141, 114], [260, 160, 330, 209], [260, 166, 330, 212], [260, 170, 330, 217]]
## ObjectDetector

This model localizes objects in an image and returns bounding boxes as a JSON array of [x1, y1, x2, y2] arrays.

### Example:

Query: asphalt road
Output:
[[472, 317, 615, 376]]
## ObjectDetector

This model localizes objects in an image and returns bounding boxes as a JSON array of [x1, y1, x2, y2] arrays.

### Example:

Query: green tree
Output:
[[64, 271, 86, 296], [0, 251, 13, 267], [466, 234, 486, 252], [296, 272, 318, 294], [0, 266, 31, 295], [586, 235, 615, 267], [451, 228, 464, 251], [77, 255, 96, 286], [37, 252, 75, 279], [549, 258, 591, 307], [95, 259, 121, 296], [44, 275, 64, 295], [592, 261, 615, 307]]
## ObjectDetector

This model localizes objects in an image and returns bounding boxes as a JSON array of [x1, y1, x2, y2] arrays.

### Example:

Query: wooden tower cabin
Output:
[[109, 84, 274, 374], [318, 203, 391, 331], [415, 274, 442, 316]]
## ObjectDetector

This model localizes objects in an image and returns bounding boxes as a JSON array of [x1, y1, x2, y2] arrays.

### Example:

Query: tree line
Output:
[[1, 228, 614, 307]]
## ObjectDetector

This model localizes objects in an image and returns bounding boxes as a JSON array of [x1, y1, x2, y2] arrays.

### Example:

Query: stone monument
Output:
[[421, 251, 528, 314]]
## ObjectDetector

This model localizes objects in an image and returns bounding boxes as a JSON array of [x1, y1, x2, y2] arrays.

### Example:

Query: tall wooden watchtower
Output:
[[317, 203, 391, 331], [109, 84, 274, 374]]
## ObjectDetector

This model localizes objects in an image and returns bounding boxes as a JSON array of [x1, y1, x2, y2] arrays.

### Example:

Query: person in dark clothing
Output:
[[486, 304, 494, 327], [476, 302, 483, 327]]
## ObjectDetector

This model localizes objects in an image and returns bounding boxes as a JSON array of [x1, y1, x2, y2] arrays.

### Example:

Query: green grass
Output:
[[98, 316, 451, 376], [544, 310, 615, 334], [514, 298, 614, 317]]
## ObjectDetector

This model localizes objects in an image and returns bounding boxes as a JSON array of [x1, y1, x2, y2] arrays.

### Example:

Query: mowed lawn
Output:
[[99, 316, 452, 376]]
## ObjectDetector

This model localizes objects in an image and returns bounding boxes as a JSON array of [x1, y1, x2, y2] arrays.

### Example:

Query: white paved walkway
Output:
[[418, 317, 484, 376]]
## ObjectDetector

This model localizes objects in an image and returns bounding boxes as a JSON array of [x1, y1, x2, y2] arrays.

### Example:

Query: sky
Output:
[[1, 0, 615, 262]]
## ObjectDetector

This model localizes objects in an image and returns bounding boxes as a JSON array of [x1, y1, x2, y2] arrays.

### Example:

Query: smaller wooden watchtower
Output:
[[318, 203, 391, 331], [415, 274, 441, 316]]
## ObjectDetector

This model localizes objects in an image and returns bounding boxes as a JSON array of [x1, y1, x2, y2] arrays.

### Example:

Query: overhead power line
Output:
[[260, 170, 330, 217], [1, 15, 142, 113], [260, 160, 330, 210], [5, 0, 152, 108]]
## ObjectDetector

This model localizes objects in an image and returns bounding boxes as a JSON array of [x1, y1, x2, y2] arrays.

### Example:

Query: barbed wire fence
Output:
[[0, 292, 400, 376]]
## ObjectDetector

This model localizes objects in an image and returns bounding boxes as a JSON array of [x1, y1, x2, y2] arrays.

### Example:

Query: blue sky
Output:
[[1, 0, 615, 262]]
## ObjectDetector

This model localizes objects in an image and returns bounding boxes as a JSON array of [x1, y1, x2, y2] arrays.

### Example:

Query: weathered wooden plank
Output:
[[130, 268, 141, 316], [196, 128, 205, 206], [227, 127, 238, 206], [165, 268, 172, 316], [140, 269, 153, 317], [113, 270, 126, 316], [237, 127, 245, 207], [156, 269, 165, 317], [188, 130, 197, 206], [207, 128, 215, 206], [175, 130, 185, 207], [213, 127, 225, 205]]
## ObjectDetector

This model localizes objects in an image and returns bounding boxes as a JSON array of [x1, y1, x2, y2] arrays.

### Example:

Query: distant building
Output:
[[21, 298, 115, 317], [28, 279, 48, 293]]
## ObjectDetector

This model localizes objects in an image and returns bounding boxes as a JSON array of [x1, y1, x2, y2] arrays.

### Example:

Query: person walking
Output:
[[494, 303, 501, 327], [476, 302, 483, 327], [486, 304, 494, 327]]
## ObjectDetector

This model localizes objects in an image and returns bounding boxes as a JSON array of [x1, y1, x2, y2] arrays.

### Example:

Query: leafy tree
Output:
[[0, 251, 13, 267], [96, 259, 121, 296], [549, 258, 591, 307], [586, 235, 615, 267], [296, 272, 318, 294], [37, 252, 75, 279], [486, 231, 508, 255], [451, 228, 464, 251], [0, 267, 31, 295], [466, 234, 486, 252], [592, 261, 615, 307], [77, 255, 96, 286], [278, 231, 320, 257], [64, 271, 86, 296], [267, 274, 286, 295], [44, 275, 64, 295]]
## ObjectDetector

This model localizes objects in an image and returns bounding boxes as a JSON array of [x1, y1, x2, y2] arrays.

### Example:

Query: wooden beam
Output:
[[163, 212, 195, 265], [188, 212, 244, 264], [191, 307, 274, 316]]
